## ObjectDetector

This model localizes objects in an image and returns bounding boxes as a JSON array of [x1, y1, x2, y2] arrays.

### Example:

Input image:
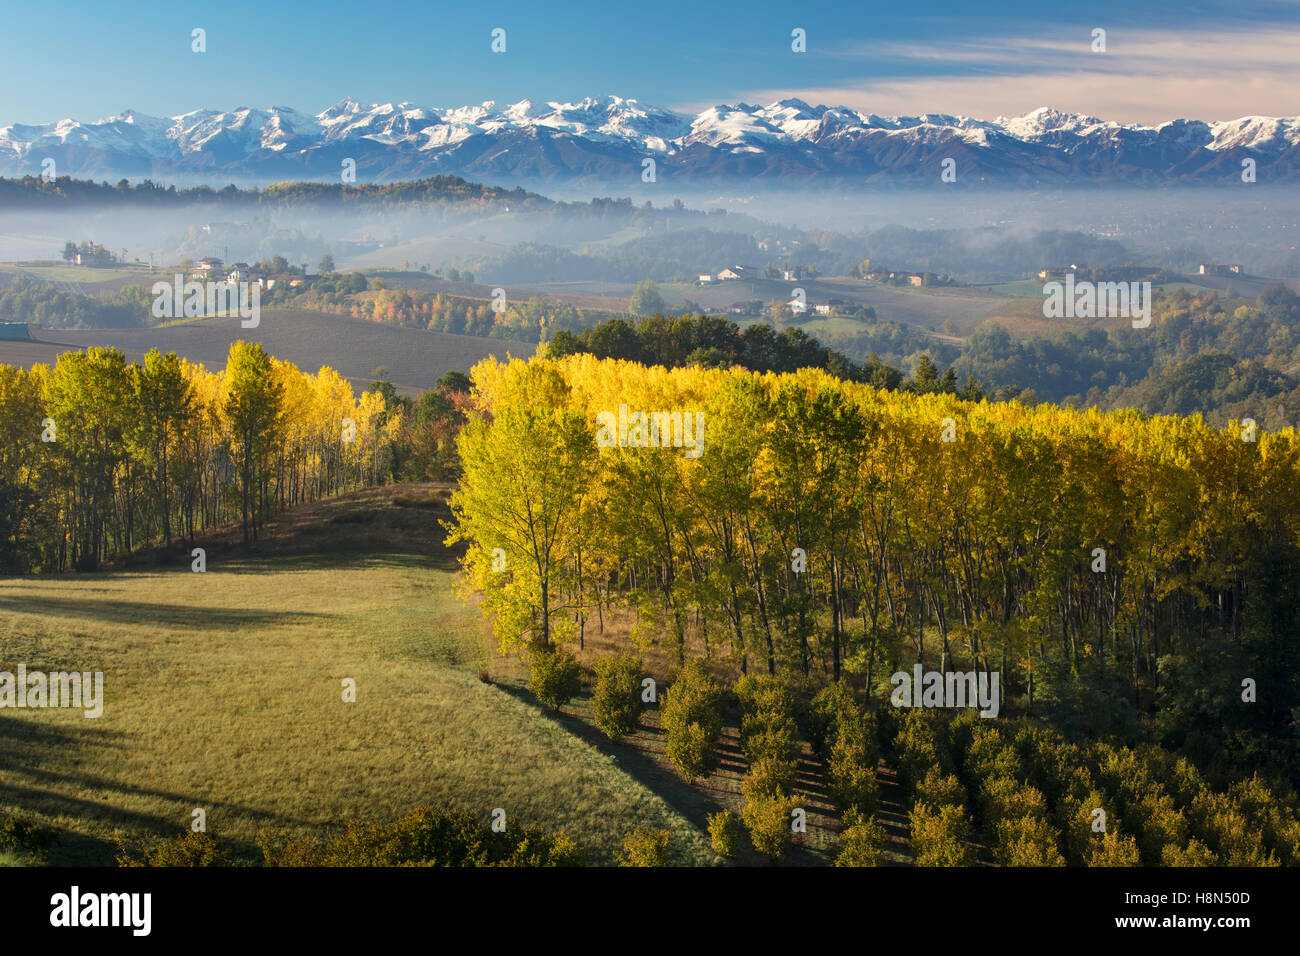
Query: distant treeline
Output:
[[0, 176, 736, 229], [0, 274, 152, 329], [275, 275, 618, 341], [955, 285, 1300, 427], [0, 174, 537, 209], [544, 314, 998, 397]]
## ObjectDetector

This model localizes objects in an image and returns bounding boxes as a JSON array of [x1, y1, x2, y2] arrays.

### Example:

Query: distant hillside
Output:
[[1, 309, 506, 394]]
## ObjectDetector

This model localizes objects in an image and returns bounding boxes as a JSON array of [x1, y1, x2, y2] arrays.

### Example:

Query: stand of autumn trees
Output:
[[0, 342, 416, 572], [448, 354, 1300, 785]]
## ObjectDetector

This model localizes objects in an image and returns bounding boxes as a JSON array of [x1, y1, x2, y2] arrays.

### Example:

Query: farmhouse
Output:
[[717, 265, 753, 281], [889, 272, 924, 286], [227, 264, 264, 284], [264, 273, 307, 290], [1198, 263, 1243, 275], [196, 257, 224, 275]]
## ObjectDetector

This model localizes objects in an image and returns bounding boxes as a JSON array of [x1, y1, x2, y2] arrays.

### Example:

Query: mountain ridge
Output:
[[5, 96, 1300, 186]]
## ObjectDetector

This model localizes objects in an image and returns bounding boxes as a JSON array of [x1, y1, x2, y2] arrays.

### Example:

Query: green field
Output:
[[983, 280, 1045, 297], [0, 262, 163, 288], [0, 487, 714, 866]]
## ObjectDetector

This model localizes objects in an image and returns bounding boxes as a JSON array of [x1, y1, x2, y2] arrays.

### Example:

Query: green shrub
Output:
[[1189, 791, 1278, 866], [993, 815, 1066, 866], [592, 655, 644, 739], [708, 810, 743, 860], [1165, 755, 1209, 805], [743, 755, 798, 799], [257, 806, 585, 867], [735, 674, 797, 720], [1087, 832, 1142, 866], [618, 828, 670, 866], [836, 811, 885, 867], [1231, 775, 1300, 865], [909, 803, 975, 866], [742, 792, 798, 861], [947, 707, 985, 755], [1161, 838, 1218, 866], [0, 813, 58, 854], [117, 830, 231, 867], [809, 682, 860, 758], [665, 720, 718, 779], [979, 776, 1048, 829], [740, 710, 801, 765], [529, 648, 582, 711], [1129, 792, 1189, 865], [915, 769, 965, 811], [892, 710, 948, 799], [827, 727, 879, 816], [662, 661, 724, 734], [662, 661, 724, 780], [964, 732, 1021, 788], [1059, 790, 1114, 865]]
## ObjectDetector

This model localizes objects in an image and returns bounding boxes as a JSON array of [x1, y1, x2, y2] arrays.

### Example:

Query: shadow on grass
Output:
[[494, 681, 839, 867], [176, 548, 459, 576], [0, 593, 325, 630], [0, 715, 319, 866], [493, 682, 724, 854]]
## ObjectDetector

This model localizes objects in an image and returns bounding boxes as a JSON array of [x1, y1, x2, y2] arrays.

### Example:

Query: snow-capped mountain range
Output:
[[3, 96, 1300, 186]]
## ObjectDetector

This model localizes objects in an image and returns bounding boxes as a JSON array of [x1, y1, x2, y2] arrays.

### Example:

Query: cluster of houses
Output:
[[193, 257, 305, 290], [697, 265, 756, 284], [790, 297, 847, 316], [1040, 263, 1243, 281], [698, 264, 812, 284], [694, 263, 861, 317], [887, 272, 924, 287]]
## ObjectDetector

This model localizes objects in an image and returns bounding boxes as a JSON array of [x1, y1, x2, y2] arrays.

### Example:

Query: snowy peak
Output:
[[3, 98, 1300, 185]]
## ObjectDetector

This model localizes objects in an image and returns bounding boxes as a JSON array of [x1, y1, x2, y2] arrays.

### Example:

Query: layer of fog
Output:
[[1, 186, 1297, 282]]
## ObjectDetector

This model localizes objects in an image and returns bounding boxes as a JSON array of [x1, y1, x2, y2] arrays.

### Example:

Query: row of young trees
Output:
[[890, 708, 1300, 866], [0, 343, 398, 572], [448, 353, 1300, 784]]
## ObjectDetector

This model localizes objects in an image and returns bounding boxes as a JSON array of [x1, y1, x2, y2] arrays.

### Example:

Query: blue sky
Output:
[[3, 0, 1298, 123]]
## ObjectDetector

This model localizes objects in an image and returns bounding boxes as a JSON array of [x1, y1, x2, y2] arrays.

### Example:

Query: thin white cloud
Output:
[[728, 24, 1300, 123]]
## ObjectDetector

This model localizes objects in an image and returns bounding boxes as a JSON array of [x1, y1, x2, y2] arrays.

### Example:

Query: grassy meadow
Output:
[[0, 486, 714, 865]]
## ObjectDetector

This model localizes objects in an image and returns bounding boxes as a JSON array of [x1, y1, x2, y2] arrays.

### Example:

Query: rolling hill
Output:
[[0, 309, 510, 394]]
